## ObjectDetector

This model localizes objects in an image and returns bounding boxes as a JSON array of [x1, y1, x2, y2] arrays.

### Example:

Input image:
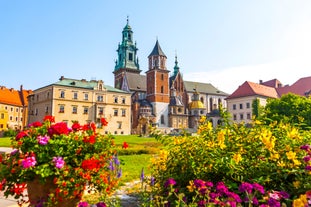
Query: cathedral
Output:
[[113, 19, 228, 135]]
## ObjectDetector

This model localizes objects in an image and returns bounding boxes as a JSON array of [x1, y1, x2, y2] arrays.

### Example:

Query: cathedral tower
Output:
[[113, 18, 140, 89], [146, 40, 170, 127]]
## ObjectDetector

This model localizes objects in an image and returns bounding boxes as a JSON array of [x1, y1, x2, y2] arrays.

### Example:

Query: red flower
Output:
[[15, 131, 28, 141], [71, 122, 81, 132], [29, 121, 42, 128], [81, 158, 101, 171], [48, 122, 70, 136], [43, 115, 55, 123], [100, 118, 108, 126], [83, 135, 96, 144], [122, 142, 129, 149]]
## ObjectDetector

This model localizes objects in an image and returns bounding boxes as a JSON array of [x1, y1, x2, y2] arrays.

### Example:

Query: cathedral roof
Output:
[[124, 73, 146, 92], [148, 40, 166, 58], [184, 81, 228, 96]]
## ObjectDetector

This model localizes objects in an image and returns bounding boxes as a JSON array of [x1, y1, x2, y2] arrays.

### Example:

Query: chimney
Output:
[[59, 76, 65, 80], [259, 80, 263, 84]]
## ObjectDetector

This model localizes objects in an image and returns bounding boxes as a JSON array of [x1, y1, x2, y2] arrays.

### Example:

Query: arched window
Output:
[[161, 115, 165, 124]]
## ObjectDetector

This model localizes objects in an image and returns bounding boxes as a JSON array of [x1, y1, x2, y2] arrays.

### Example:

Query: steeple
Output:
[[114, 17, 140, 72], [148, 40, 166, 58], [173, 54, 180, 77], [148, 40, 167, 70]]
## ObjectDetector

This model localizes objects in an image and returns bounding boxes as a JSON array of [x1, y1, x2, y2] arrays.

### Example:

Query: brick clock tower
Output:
[[146, 40, 170, 127], [113, 18, 141, 90]]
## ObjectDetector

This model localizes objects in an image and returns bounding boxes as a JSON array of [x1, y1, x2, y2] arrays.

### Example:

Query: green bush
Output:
[[150, 117, 311, 203]]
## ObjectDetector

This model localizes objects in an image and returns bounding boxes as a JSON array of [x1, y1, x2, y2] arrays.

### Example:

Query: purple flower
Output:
[[252, 197, 259, 205], [37, 135, 50, 145], [227, 191, 242, 203], [305, 165, 311, 171], [96, 202, 106, 207], [52, 157, 65, 169], [300, 144, 311, 151], [303, 155, 311, 162], [164, 178, 176, 188], [78, 201, 89, 207], [252, 183, 265, 194], [279, 191, 289, 199], [108, 160, 114, 171], [197, 200, 206, 207], [267, 198, 281, 207], [22, 156, 36, 168], [150, 176, 155, 186], [113, 155, 120, 166], [239, 182, 253, 193], [117, 168, 122, 178], [140, 168, 145, 182], [216, 182, 229, 195], [10, 149, 19, 156], [194, 179, 206, 188]]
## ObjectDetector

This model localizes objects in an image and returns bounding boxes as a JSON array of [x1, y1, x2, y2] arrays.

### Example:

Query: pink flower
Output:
[[37, 135, 50, 145], [22, 156, 36, 168], [53, 157, 65, 169]]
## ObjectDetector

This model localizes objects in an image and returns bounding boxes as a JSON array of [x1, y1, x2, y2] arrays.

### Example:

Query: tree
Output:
[[263, 93, 311, 129], [252, 98, 264, 120]]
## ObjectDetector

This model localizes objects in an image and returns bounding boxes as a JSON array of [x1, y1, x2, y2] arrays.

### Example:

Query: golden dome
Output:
[[189, 100, 205, 109]]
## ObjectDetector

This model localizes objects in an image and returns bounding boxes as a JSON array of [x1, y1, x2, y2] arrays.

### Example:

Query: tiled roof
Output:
[[0, 86, 32, 106], [184, 81, 228, 96], [277, 76, 311, 96], [125, 73, 146, 91], [261, 79, 283, 88], [226, 81, 279, 100]]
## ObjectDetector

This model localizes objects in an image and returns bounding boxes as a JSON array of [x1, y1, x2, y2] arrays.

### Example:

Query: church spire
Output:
[[173, 53, 180, 77], [114, 18, 140, 71]]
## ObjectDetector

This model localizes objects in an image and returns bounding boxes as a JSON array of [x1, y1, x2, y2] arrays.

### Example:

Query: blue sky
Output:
[[1, 0, 311, 94]]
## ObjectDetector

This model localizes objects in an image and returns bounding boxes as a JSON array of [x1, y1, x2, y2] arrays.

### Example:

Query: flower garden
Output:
[[1, 113, 311, 206]]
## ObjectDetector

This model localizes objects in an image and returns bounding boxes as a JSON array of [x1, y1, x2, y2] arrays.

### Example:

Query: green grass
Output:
[[0, 137, 12, 147]]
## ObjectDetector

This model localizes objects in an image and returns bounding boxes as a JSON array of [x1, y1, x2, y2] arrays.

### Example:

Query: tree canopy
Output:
[[263, 93, 311, 129]]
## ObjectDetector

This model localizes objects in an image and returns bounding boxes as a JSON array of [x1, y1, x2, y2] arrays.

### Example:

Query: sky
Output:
[[1, 1, 311, 94]]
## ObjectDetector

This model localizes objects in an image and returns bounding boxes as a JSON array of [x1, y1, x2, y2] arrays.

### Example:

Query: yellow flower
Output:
[[287, 127, 301, 140], [286, 151, 296, 160], [293, 194, 307, 207], [270, 153, 280, 161], [233, 153, 242, 164], [187, 180, 195, 192], [293, 181, 300, 189], [260, 129, 275, 151], [277, 161, 285, 167], [199, 116, 206, 123]]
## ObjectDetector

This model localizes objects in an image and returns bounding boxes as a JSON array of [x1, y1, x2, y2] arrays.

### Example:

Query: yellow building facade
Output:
[[28, 76, 131, 135]]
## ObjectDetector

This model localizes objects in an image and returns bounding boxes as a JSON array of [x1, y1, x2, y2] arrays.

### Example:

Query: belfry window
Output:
[[129, 53, 133, 61]]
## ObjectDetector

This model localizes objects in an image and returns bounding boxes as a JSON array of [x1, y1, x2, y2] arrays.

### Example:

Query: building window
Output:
[[114, 97, 118, 103], [240, 113, 244, 120], [246, 102, 250, 108], [83, 107, 88, 114], [15, 117, 18, 121], [239, 103, 243, 109], [73, 92, 78, 100], [10, 107, 13, 112], [114, 109, 118, 116], [16, 108, 18, 112], [117, 122, 122, 129], [0, 124, 3, 129], [233, 104, 236, 110], [121, 109, 126, 117], [247, 113, 251, 119], [45, 106, 49, 114], [161, 86, 164, 93], [200, 97, 204, 104], [59, 105, 65, 113], [35, 108, 38, 115], [161, 115, 165, 124], [84, 93, 89, 100], [233, 114, 237, 120], [9, 116, 12, 121], [72, 106, 78, 114], [0, 113, 4, 119], [98, 107, 104, 115], [97, 95, 103, 102], [161, 74, 164, 80], [129, 53, 133, 61], [122, 98, 126, 104], [60, 91, 65, 98]]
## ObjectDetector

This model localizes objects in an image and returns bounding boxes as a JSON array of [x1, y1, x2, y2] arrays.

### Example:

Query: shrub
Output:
[[150, 117, 311, 204]]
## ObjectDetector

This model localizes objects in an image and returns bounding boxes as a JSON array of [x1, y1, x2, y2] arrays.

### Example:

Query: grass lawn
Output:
[[0, 137, 12, 147]]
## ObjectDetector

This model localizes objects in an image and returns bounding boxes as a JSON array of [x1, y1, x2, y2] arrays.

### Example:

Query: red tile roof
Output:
[[261, 79, 283, 88], [277, 76, 311, 96], [0, 86, 32, 106], [226, 81, 279, 100]]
